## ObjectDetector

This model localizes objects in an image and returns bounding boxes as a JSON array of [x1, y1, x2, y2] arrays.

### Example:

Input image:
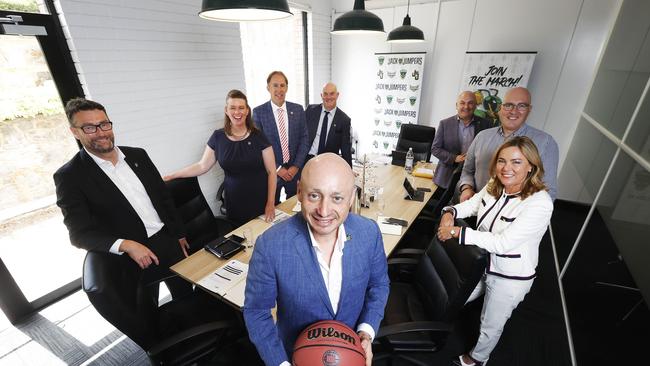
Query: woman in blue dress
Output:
[[164, 90, 276, 226]]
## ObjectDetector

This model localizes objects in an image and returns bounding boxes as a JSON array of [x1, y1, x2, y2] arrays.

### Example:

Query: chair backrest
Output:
[[82, 252, 159, 349], [414, 236, 488, 323], [431, 166, 463, 218], [216, 181, 227, 216], [165, 177, 222, 252], [395, 124, 436, 161]]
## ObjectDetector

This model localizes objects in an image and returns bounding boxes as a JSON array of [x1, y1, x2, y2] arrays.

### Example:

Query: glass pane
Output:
[[624, 76, 650, 161], [582, 0, 650, 138], [0, 34, 83, 302], [0, 0, 48, 14], [240, 8, 306, 108], [562, 151, 650, 365], [556, 118, 617, 265]]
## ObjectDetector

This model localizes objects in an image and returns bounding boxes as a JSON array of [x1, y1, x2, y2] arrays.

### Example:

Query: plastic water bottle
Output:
[[405, 147, 414, 173]]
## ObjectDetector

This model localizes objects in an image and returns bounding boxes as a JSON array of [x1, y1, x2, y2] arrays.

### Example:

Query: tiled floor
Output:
[[0, 291, 147, 366]]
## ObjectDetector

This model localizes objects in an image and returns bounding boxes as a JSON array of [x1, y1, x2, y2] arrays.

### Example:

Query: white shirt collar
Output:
[[270, 101, 287, 113], [84, 146, 124, 167], [323, 106, 337, 115], [306, 222, 347, 253]]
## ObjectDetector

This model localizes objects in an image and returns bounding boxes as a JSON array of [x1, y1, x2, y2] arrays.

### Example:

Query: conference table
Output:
[[171, 161, 436, 309]]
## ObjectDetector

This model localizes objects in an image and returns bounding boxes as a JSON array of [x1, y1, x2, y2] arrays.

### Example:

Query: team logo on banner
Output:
[[369, 53, 426, 155]]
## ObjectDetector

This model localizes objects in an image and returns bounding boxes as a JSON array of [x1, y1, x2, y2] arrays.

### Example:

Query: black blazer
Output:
[[54, 146, 185, 253], [305, 104, 352, 166]]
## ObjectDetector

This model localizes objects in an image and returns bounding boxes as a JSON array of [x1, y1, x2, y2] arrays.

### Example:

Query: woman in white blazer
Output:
[[437, 136, 554, 366]]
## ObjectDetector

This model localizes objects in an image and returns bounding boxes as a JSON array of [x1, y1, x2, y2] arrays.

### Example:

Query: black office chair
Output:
[[216, 181, 227, 216], [82, 252, 240, 365], [165, 177, 234, 253], [391, 124, 436, 166], [374, 233, 488, 366]]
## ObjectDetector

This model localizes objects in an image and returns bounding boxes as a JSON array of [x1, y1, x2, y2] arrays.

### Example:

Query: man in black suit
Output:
[[305, 82, 352, 166], [54, 98, 190, 299]]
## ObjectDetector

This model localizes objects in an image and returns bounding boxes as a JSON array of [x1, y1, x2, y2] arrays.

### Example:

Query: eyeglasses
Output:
[[501, 103, 530, 112], [77, 121, 113, 134]]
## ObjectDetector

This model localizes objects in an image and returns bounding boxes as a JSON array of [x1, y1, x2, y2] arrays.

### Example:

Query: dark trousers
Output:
[[275, 165, 301, 204], [124, 226, 193, 300]]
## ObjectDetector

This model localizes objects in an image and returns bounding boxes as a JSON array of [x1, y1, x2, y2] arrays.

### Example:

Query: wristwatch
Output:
[[450, 228, 456, 237]]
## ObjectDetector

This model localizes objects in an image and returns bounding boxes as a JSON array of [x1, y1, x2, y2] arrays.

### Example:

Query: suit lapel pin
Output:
[[248, 141, 251, 145], [290, 111, 293, 115], [134, 162, 139, 168], [345, 234, 352, 242]]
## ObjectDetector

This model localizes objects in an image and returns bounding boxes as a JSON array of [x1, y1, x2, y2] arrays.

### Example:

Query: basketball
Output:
[[293, 320, 366, 366]]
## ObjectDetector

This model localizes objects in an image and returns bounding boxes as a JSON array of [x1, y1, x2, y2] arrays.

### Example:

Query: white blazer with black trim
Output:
[[446, 184, 553, 280]]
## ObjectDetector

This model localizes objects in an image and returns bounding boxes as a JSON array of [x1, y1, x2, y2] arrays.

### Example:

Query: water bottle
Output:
[[405, 147, 414, 173]]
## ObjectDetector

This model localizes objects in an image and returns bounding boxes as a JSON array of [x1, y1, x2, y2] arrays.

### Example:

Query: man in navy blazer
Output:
[[431, 91, 488, 190], [244, 153, 390, 366], [305, 82, 352, 166], [253, 71, 309, 203]]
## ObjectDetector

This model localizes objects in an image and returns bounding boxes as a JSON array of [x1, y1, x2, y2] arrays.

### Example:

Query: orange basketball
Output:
[[293, 320, 366, 366]]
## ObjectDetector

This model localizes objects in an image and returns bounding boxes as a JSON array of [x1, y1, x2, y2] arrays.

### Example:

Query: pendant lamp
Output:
[[331, 0, 384, 34], [387, 0, 424, 43], [199, 0, 292, 22]]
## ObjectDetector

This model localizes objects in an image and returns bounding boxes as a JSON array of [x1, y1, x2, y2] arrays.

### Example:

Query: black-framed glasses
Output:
[[501, 103, 530, 112], [77, 121, 113, 134]]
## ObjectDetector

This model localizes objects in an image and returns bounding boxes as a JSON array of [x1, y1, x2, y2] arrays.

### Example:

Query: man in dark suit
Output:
[[305, 82, 352, 166], [431, 91, 488, 192], [244, 153, 389, 366], [253, 71, 309, 203], [54, 98, 190, 300]]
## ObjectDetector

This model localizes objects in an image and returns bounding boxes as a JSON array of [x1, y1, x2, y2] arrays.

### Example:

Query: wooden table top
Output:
[[170, 162, 436, 306]]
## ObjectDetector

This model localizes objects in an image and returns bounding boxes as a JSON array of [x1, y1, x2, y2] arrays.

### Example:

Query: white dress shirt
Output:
[[84, 147, 164, 254], [308, 106, 337, 155], [270, 101, 289, 147]]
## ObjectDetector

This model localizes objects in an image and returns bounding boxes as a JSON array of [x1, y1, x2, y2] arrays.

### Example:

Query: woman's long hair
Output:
[[223, 89, 259, 136], [486, 136, 547, 199]]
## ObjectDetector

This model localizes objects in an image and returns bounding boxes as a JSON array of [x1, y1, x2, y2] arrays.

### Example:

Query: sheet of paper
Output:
[[292, 201, 301, 212], [258, 209, 293, 224], [224, 278, 247, 308], [376, 216, 402, 235], [197, 260, 248, 296]]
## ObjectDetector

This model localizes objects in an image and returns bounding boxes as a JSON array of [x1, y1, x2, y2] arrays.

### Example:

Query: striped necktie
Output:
[[277, 107, 290, 163]]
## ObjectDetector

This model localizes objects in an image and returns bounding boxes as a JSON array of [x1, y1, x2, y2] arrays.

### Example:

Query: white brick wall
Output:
[[55, 0, 246, 214], [54, 0, 334, 213]]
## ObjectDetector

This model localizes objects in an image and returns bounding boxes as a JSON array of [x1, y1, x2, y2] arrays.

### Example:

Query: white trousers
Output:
[[465, 274, 534, 364]]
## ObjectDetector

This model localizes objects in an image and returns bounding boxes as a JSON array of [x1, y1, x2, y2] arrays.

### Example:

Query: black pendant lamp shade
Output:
[[331, 0, 384, 34], [199, 0, 292, 22], [387, 0, 424, 43]]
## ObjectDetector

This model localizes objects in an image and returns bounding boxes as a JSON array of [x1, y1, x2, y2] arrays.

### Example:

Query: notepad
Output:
[[377, 216, 403, 235], [413, 167, 434, 178], [197, 260, 248, 307]]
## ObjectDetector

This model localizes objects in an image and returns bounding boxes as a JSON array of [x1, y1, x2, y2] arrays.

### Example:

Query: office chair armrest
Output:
[[147, 319, 238, 357], [392, 248, 426, 257], [376, 321, 453, 339], [387, 258, 419, 267]]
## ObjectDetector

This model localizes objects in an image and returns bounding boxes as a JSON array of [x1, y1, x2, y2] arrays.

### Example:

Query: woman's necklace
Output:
[[230, 129, 249, 141]]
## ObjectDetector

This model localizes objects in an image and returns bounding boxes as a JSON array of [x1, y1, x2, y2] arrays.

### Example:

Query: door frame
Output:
[[0, 1, 84, 324]]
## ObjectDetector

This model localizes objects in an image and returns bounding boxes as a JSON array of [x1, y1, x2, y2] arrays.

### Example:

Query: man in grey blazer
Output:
[[431, 91, 489, 190], [253, 71, 309, 203]]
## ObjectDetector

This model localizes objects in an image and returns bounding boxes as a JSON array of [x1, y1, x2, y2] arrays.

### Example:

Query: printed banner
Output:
[[459, 52, 536, 126], [371, 52, 425, 155]]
